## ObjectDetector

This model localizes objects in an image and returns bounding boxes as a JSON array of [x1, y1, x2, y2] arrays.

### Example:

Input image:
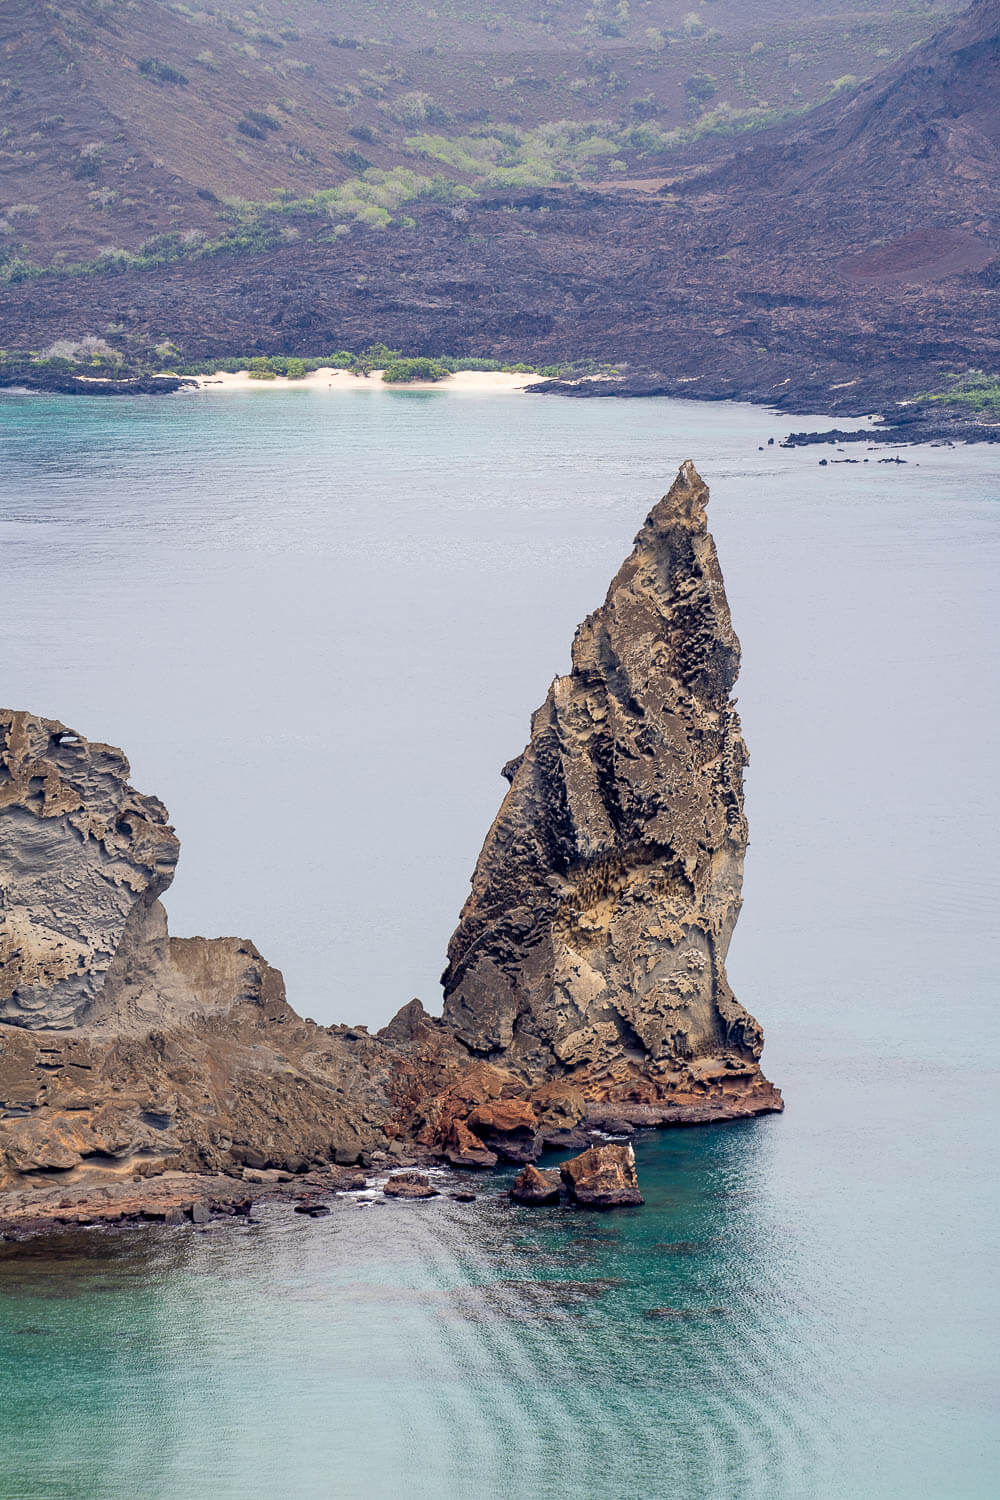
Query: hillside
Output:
[[1, 1, 997, 433], [1, 0, 958, 267]]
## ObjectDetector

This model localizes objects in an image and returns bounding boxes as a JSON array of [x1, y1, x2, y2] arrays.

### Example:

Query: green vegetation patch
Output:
[[381, 357, 450, 383], [916, 371, 1000, 412]]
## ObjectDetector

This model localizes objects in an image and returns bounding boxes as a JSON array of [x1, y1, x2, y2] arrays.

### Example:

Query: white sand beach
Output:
[[181, 368, 542, 394]]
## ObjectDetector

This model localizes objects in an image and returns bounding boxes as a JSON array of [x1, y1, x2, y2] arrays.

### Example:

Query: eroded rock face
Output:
[[561, 1143, 643, 1209], [0, 710, 180, 1029], [442, 461, 764, 1081]]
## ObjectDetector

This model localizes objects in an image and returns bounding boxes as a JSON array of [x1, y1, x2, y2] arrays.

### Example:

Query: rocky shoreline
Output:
[[0, 463, 781, 1241], [3, 359, 994, 449]]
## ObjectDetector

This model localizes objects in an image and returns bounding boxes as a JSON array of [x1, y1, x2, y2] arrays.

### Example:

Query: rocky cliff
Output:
[[0, 463, 779, 1226]]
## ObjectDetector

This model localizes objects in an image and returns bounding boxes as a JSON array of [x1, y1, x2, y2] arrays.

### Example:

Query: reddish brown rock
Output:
[[444, 1118, 498, 1170], [560, 1143, 643, 1209], [510, 1164, 562, 1206], [383, 1171, 439, 1200], [465, 1099, 540, 1164]]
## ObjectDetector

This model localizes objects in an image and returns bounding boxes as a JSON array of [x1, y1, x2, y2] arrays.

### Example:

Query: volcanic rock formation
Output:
[[561, 1143, 644, 1209], [0, 462, 780, 1227], [0, 711, 180, 1029], [442, 461, 762, 1083]]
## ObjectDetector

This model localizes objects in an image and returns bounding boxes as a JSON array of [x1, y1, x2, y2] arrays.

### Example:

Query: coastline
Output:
[[0, 362, 994, 444], [184, 368, 541, 394], [0, 1089, 782, 1245]]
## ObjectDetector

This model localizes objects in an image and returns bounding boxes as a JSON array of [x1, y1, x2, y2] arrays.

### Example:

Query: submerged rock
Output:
[[510, 1164, 562, 1206], [561, 1143, 643, 1209]]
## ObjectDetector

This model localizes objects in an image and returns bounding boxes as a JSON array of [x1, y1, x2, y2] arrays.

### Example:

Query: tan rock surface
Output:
[[0, 710, 179, 1029], [561, 1143, 644, 1208]]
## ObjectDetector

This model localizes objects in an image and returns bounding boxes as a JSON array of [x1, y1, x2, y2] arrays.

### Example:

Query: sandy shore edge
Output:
[[176, 368, 541, 394]]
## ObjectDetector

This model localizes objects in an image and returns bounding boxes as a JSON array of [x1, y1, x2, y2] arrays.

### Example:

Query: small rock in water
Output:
[[383, 1172, 439, 1200], [449, 1191, 477, 1203], [560, 1143, 643, 1209], [510, 1165, 561, 1206]]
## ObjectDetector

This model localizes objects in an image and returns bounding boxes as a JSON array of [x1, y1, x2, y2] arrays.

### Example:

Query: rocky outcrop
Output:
[[0, 710, 180, 1029], [465, 1100, 540, 1164], [561, 1143, 643, 1209], [510, 1164, 561, 1205], [442, 461, 766, 1091], [384, 1171, 439, 1200], [0, 712, 407, 1194], [0, 462, 781, 1227]]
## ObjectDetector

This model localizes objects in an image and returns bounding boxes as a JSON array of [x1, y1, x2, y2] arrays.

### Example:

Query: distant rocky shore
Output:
[[3, 357, 994, 449], [0, 463, 780, 1240]]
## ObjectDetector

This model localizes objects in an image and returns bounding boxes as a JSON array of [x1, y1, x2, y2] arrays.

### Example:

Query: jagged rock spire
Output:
[[442, 461, 764, 1074]]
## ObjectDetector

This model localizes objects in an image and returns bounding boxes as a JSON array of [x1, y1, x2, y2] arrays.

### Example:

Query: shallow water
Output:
[[0, 387, 997, 1497]]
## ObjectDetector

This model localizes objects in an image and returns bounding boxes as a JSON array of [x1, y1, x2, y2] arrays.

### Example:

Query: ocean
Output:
[[0, 385, 997, 1497]]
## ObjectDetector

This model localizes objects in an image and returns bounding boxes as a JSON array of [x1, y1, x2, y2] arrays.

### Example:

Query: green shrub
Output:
[[685, 72, 718, 106], [245, 109, 281, 132], [381, 357, 450, 383], [354, 343, 402, 374], [436, 356, 504, 372]]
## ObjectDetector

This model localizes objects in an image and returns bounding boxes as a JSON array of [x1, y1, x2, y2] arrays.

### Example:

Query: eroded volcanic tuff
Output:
[[443, 461, 763, 1080], [0, 464, 780, 1232]]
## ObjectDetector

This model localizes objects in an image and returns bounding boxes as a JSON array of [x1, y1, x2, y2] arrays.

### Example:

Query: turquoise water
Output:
[[0, 388, 998, 1496]]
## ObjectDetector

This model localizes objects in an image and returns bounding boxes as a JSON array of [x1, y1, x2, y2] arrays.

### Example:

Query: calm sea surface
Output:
[[0, 387, 997, 1498]]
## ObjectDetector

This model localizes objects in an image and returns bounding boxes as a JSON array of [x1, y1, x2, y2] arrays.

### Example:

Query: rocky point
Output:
[[0, 462, 780, 1235]]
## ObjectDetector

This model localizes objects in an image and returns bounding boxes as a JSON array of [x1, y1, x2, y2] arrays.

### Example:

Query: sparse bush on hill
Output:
[[137, 57, 188, 86], [685, 71, 718, 108], [388, 91, 455, 129], [585, 1, 631, 39]]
